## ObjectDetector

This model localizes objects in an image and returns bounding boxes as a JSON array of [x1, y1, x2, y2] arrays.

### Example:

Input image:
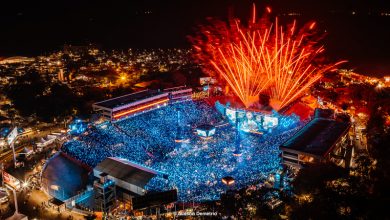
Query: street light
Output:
[[119, 73, 128, 82], [22, 181, 28, 188]]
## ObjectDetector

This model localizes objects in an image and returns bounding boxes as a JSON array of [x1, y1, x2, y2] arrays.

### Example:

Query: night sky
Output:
[[1, 0, 389, 75]]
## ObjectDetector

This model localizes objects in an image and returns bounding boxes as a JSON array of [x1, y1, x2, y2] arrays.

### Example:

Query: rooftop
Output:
[[94, 157, 157, 188], [196, 124, 216, 131], [280, 118, 350, 157], [163, 86, 190, 92], [94, 90, 163, 109], [314, 108, 335, 119], [49, 197, 65, 206]]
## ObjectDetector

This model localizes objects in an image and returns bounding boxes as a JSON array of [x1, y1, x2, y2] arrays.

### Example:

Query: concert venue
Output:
[[1, 0, 389, 218], [61, 86, 302, 202], [53, 5, 330, 203], [34, 6, 361, 218]]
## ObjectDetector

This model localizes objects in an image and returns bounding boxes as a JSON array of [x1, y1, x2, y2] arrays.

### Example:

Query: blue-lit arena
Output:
[[62, 100, 301, 201]]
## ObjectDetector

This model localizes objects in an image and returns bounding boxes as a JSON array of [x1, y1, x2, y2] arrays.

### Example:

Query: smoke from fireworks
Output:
[[190, 4, 345, 110]]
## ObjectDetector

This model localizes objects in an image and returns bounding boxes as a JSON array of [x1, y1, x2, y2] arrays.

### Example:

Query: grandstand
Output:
[[93, 86, 192, 121], [163, 86, 192, 102]]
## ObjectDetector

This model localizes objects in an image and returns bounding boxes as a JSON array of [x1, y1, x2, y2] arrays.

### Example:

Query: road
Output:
[[0, 122, 88, 219], [0, 139, 87, 219], [1, 123, 67, 168], [0, 146, 25, 169]]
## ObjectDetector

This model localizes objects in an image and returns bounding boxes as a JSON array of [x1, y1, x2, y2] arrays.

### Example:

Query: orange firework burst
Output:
[[190, 4, 345, 110]]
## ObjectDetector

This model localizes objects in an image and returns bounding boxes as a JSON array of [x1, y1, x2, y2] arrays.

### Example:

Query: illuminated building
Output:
[[215, 101, 299, 133], [94, 173, 117, 214], [93, 157, 177, 213], [0, 56, 35, 65], [92, 86, 192, 121], [280, 115, 352, 169], [58, 69, 65, 82], [94, 157, 158, 196]]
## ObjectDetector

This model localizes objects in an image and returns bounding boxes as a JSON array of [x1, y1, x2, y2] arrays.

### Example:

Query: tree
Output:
[[5, 71, 80, 122], [36, 83, 76, 121], [289, 163, 348, 219], [292, 163, 346, 195], [171, 70, 187, 86], [5, 70, 45, 116]]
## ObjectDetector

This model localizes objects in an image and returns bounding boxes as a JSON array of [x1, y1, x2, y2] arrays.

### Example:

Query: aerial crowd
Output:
[[63, 101, 301, 201]]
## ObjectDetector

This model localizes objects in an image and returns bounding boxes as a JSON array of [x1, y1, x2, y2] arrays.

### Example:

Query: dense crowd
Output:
[[62, 101, 300, 201]]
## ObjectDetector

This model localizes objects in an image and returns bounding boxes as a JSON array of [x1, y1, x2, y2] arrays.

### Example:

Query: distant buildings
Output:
[[0, 47, 196, 90], [0, 56, 35, 65]]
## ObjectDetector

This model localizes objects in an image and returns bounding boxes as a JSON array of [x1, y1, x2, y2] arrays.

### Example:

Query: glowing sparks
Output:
[[309, 21, 316, 30], [266, 6, 272, 14], [190, 5, 345, 110]]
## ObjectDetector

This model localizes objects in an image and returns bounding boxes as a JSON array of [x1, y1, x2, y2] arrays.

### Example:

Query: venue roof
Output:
[[94, 157, 157, 188], [280, 118, 350, 157], [94, 90, 163, 109], [314, 108, 335, 119]]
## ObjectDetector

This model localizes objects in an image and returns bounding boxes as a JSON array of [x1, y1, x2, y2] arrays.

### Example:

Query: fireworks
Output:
[[190, 4, 345, 110]]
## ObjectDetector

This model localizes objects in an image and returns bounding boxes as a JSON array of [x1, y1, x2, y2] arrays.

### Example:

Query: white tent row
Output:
[[36, 135, 57, 148]]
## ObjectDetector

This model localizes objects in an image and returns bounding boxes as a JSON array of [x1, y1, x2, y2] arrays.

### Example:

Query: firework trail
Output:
[[190, 4, 345, 110]]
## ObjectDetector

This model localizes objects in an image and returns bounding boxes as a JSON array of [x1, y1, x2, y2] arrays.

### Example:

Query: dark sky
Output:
[[0, 0, 389, 74]]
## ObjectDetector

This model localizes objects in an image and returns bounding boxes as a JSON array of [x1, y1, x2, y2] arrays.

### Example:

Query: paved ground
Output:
[[9, 188, 86, 220], [1, 158, 87, 219], [0, 126, 89, 220]]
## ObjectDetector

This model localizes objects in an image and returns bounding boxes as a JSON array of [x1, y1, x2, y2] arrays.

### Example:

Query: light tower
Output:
[[6, 127, 18, 168], [233, 110, 242, 156], [175, 109, 188, 143], [3, 127, 28, 219]]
